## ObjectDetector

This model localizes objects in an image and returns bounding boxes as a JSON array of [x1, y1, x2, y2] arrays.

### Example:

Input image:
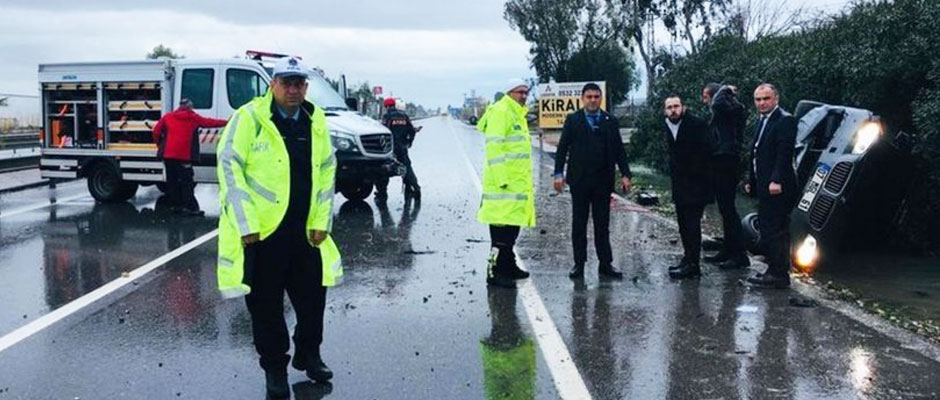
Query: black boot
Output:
[[486, 248, 516, 288], [568, 263, 585, 279], [718, 253, 751, 270], [598, 264, 624, 279], [305, 357, 334, 382], [265, 371, 290, 399], [669, 263, 701, 279], [506, 260, 530, 280]]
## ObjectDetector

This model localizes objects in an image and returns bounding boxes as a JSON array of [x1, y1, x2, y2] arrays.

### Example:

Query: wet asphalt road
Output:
[[0, 116, 938, 399]]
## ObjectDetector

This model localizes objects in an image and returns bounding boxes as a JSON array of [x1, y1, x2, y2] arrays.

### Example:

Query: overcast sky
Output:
[[0, 0, 853, 114]]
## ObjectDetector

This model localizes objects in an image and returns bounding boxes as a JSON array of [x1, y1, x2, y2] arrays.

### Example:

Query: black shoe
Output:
[[668, 263, 701, 279], [506, 265, 530, 280], [486, 274, 517, 289], [265, 371, 290, 399], [305, 357, 333, 383], [704, 251, 730, 263], [668, 262, 685, 272], [568, 263, 585, 279], [291, 349, 307, 372], [746, 273, 790, 289], [718, 254, 751, 270], [598, 264, 624, 279]]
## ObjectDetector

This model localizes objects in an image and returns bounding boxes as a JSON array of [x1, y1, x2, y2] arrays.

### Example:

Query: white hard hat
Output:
[[395, 99, 406, 110], [505, 78, 529, 93], [272, 57, 308, 79]]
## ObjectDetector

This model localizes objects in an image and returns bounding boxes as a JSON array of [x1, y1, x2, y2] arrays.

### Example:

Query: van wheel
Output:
[[88, 163, 138, 202], [339, 181, 373, 201]]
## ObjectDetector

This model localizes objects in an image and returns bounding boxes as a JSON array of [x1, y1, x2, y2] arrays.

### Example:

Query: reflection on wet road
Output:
[[0, 116, 937, 399]]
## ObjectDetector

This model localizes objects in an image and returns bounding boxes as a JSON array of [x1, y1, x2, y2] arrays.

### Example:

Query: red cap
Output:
[[384, 98, 396, 107]]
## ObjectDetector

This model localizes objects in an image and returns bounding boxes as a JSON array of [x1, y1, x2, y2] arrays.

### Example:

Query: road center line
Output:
[[448, 120, 592, 400], [0, 229, 218, 354], [0, 193, 88, 219]]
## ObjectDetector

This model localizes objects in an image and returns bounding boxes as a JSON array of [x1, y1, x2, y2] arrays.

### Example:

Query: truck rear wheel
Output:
[[88, 163, 138, 202], [339, 181, 373, 201]]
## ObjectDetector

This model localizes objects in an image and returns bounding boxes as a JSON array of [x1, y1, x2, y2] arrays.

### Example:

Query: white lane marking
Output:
[[0, 193, 88, 219], [447, 121, 593, 400], [0, 229, 218, 354]]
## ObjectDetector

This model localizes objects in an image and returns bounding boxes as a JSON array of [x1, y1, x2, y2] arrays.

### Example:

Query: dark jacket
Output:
[[152, 108, 227, 162], [382, 108, 417, 149], [709, 86, 747, 158], [665, 113, 714, 205], [554, 109, 631, 190], [748, 107, 798, 200]]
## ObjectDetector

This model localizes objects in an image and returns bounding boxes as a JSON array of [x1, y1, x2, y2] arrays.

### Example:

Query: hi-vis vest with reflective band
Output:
[[216, 90, 343, 298], [477, 95, 536, 227]]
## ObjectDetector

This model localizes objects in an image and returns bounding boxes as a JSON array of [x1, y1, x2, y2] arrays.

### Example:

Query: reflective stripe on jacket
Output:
[[216, 90, 342, 298], [476, 95, 536, 227]]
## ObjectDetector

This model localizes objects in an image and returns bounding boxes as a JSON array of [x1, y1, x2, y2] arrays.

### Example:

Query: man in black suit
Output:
[[745, 83, 798, 288], [662, 96, 715, 279], [553, 83, 632, 280], [701, 83, 751, 269]]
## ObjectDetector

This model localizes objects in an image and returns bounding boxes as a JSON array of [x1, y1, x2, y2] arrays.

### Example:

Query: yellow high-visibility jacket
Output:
[[216, 90, 342, 298], [477, 95, 536, 227]]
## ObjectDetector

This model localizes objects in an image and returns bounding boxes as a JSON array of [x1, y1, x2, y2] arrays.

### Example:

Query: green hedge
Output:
[[629, 0, 940, 250]]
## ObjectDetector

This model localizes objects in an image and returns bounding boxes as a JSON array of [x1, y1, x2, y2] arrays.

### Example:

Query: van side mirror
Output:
[[345, 98, 358, 111]]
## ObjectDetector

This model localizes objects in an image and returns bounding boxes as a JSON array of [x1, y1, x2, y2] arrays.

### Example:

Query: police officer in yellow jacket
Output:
[[216, 56, 343, 399], [477, 79, 536, 289]]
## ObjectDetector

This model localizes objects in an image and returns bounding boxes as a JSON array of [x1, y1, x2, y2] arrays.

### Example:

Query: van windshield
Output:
[[306, 73, 348, 111], [261, 65, 347, 111]]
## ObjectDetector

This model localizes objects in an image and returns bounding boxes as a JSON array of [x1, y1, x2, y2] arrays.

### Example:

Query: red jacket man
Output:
[[152, 100, 228, 162], [151, 99, 228, 215]]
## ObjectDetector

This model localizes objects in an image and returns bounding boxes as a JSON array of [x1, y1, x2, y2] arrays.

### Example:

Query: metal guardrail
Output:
[[0, 129, 40, 172]]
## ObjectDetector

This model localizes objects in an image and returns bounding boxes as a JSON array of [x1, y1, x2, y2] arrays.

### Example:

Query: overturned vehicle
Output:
[[737, 101, 913, 271]]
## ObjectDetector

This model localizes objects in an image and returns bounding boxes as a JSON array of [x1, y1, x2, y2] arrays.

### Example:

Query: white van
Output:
[[38, 55, 399, 202]]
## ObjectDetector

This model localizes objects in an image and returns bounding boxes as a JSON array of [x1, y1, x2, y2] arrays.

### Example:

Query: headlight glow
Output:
[[330, 131, 356, 151], [852, 122, 881, 154], [795, 235, 819, 271]]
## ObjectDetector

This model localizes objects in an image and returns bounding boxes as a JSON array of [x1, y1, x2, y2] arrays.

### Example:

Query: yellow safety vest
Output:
[[216, 90, 342, 298], [477, 96, 536, 227]]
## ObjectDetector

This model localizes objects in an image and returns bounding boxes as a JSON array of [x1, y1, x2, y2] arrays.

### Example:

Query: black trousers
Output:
[[489, 225, 520, 275], [712, 156, 745, 254], [244, 227, 327, 373], [376, 146, 419, 195], [570, 183, 612, 266], [164, 160, 198, 211], [758, 195, 793, 279], [676, 202, 707, 264]]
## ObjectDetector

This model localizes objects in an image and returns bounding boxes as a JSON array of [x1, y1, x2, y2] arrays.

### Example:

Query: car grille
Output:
[[809, 193, 836, 230], [824, 161, 853, 194], [360, 133, 392, 155]]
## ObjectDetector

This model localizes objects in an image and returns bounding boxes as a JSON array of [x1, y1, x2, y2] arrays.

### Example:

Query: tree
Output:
[[146, 44, 183, 60], [723, 0, 810, 41], [611, 0, 731, 98], [506, 0, 637, 104]]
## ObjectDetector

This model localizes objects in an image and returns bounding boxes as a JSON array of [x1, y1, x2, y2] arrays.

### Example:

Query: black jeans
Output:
[[712, 156, 745, 254], [244, 227, 327, 373], [570, 183, 612, 266], [489, 225, 520, 275], [676, 203, 707, 265], [164, 160, 198, 211], [376, 146, 419, 195], [758, 195, 793, 279]]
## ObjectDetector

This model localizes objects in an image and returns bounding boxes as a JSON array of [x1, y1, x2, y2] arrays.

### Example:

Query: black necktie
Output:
[[755, 116, 767, 145]]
